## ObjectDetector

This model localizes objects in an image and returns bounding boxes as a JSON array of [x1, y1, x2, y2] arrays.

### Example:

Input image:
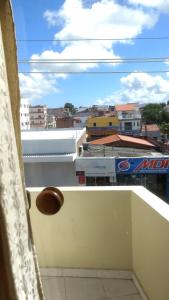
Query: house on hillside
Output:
[[141, 124, 161, 140], [115, 103, 141, 135], [86, 114, 119, 140], [29, 105, 47, 129]]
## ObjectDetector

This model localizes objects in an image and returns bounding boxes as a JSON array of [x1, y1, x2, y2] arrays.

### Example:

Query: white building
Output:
[[22, 128, 86, 187], [75, 157, 116, 186], [115, 103, 141, 135], [20, 99, 30, 130], [29, 105, 47, 128]]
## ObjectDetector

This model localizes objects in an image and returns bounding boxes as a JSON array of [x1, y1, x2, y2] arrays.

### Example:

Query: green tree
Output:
[[64, 102, 76, 114], [142, 104, 167, 124], [160, 122, 169, 135]]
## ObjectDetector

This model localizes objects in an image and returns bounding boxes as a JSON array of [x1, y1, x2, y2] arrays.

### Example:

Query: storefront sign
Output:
[[76, 158, 116, 176], [116, 158, 169, 174]]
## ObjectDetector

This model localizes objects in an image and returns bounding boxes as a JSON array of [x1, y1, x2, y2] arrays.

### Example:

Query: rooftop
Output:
[[21, 128, 86, 141], [90, 134, 155, 147], [23, 153, 76, 162], [142, 124, 160, 132], [115, 103, 138, 112]]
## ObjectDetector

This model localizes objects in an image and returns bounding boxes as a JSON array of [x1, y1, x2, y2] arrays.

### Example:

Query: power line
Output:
[[18, 57, 169, 64], [18, 70, 169, 74], [16, 36, 169, 42]]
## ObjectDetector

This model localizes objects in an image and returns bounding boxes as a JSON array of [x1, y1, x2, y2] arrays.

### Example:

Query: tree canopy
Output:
[[142, 104, 169, 124], [160, 122, 169, 135], [64, 102, 76, 114]]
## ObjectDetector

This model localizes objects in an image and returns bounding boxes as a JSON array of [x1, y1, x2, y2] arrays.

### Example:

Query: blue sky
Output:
[[12, 0, 169, 108]]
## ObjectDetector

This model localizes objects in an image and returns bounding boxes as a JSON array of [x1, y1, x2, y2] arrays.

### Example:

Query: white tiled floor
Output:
[[41, 276, 143, 300]]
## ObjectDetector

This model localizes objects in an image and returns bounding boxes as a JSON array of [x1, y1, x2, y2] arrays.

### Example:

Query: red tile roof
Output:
[[115, 103, 137, 112], [90, 134, 154, 147], [142, 124, 159, 132]]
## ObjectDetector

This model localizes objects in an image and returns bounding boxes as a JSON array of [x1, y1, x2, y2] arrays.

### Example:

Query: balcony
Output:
[[118, 114, 141, 120], [29, 186, 169, 300]]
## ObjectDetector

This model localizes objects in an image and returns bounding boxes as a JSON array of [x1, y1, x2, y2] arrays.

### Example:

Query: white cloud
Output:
[[96, 73, 169, 105], [45, 0, 157, 40], [128, 0, 169, 13], [20, 0, 159, 103], [43, 0, 158, 67], [19, 73, 58, 102]]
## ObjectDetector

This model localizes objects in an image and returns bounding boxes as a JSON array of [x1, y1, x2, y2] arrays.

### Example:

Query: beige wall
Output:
[[131, 189, 169, 300], [30, 186, 169, 300], [30, 188, 132, 269], [0, 0, 22, 167]]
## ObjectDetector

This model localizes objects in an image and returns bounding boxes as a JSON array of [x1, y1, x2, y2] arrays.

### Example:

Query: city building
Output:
[[116, 156, 169, 201], [22, 128, 86, 187], [20, 99, 30, 130], [73, 108, 91, 127], [29, 105, 47, 128], [86, 114, 119, 140], [115, 103, 141, 135], [141, 124, 161, 140], [56, 116, 74, 128], [46, 114, 56, 128], [75, 157, 116, 186], [47, 107, 65, 118], [90, 134, 155, 150]]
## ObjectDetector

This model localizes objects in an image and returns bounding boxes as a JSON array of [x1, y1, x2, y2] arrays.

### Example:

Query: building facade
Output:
[[116, 157, 169, 202], [56, 117, 74, 128], [86, 115, 119, 140], [115, 103, 141, 135], [75, 157, 116, 186], [20, 99, 30, 130], [22, 128, 86, 187], [29, 105, 47, 128]]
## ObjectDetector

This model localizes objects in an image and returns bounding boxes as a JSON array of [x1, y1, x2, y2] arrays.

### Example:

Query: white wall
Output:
[[20, 99, 30, 130], [22, 138, 76, 155], [120, 120, 141, 131], [76, 157, 116, 177], [24, 162, 78, 187]]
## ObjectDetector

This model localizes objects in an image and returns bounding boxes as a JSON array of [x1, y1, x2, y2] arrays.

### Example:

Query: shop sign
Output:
[[116, 158, 169, 174], [76, 158, 116, 175]]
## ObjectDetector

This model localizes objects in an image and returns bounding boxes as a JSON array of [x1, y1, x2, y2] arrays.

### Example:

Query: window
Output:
[[93, 122, 96, 126], [124, 122, 132, 131], [109, 122, 112, 126]]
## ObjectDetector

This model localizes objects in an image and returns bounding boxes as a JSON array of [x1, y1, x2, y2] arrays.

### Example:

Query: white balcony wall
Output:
[[30, 187, 132, 270], [131, 189, 169, 300], [30, 186, 169, 300]]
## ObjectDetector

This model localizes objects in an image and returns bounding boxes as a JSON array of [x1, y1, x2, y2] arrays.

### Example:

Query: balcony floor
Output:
[[41, 270, 143, 300]]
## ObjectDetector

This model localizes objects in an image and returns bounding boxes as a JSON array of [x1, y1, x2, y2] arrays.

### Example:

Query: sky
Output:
[[12, 0, 169, 108]]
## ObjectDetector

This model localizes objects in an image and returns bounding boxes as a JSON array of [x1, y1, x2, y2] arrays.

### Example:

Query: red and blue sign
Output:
[[116, 158, 169, 174]]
